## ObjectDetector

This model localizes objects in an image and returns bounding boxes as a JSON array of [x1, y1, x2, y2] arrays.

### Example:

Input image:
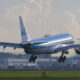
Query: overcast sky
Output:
[[0, 0, 80, 44]]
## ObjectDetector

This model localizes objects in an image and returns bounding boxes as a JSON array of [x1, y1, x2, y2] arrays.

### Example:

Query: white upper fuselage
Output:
[[22, 33, 74, 54]]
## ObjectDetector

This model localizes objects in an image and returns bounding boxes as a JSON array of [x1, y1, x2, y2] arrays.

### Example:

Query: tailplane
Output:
[[19, 16, 30, 43]]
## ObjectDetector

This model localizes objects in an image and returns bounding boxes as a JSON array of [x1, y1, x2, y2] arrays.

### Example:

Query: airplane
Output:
[[0, 16, 80, 63]]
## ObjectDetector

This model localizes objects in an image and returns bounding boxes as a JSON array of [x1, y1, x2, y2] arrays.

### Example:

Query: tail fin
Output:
[[19, 16, 30, 43]]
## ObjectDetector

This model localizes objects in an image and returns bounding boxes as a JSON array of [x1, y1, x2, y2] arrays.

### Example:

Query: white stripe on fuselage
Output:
[[39, 37, 73, 46]]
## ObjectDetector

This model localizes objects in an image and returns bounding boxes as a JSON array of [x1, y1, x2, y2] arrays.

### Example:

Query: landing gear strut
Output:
[[29, 55, 37, 63], [58, 50, 67, 63]]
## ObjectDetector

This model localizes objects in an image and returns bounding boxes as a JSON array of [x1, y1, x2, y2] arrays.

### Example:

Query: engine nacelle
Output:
[[75, 48, 80, 55]]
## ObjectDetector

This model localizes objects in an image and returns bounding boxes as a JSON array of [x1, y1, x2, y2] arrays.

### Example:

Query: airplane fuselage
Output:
[[22, 33, 74, 54]]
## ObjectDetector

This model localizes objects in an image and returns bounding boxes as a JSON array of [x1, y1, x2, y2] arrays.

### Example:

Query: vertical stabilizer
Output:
[[19, 16, 30, 43]]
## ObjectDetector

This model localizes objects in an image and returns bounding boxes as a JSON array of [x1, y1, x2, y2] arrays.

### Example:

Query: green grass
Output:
[[0, 71, 80, 80]]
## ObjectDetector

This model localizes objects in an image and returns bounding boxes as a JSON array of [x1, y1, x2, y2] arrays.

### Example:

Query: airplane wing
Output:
[[54, 44, 80, 53], [0, 42, 22, 49], [0, 42, 46, 48]]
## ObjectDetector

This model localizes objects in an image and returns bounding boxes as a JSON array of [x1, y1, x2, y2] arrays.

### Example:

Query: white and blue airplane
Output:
[[0, 16, 80, 63]]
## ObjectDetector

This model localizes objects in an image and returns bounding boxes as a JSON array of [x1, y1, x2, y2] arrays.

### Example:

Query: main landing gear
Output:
[[58, 55, 66, 63], [58, 50, 68, 63], [29, 55, 37, 63]]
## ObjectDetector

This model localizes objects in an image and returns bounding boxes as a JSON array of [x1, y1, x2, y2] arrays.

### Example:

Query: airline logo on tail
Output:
[[22, 31, 26, 36]]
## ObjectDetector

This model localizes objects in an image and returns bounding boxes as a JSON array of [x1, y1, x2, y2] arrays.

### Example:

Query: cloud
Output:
[[64, 10, 80, 41], [64, 10, 77, 24], [3, 0, 53, 40], [4, 0, 52, 21], [4, 3, 29, 21], [3, 0, 80, 42], [30, 0, 43, 12]]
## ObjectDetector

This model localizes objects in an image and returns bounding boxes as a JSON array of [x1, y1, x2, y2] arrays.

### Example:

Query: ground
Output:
[[0, 71, 80, 80]]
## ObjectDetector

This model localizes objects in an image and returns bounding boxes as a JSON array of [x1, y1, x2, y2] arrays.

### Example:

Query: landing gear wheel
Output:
[[29, 59, 31, 63], [58, 56, 66, 63], [63, 56, 66, 60], [58, 56, 63, 63], [29, 55, 37, 63]]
